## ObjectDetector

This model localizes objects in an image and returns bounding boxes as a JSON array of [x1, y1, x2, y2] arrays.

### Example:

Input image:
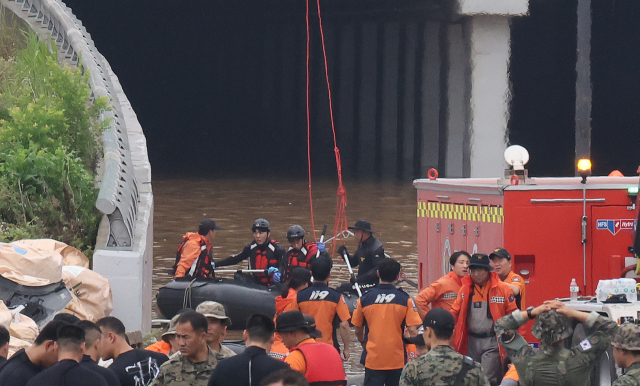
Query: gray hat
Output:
[[612, 323, 640, 350], [532, 310, 573, 344], [196, 301, 232, 327]]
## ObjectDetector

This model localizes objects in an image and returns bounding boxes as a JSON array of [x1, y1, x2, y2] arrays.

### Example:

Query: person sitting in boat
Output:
[[173, 218, 221, 280], [281, 225, 329, 281], [215, 218, 285, 285], [338, 220, 385, 288]]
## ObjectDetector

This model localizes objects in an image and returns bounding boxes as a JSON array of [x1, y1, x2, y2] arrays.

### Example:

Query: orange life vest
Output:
[[291, 342, 347, 386]]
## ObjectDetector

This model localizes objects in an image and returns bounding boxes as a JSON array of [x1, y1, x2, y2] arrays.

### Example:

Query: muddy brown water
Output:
[[152, 176, 419, 374]]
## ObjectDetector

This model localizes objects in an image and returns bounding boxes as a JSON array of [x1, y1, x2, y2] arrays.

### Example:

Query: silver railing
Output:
[[1, 0, 151, 249]]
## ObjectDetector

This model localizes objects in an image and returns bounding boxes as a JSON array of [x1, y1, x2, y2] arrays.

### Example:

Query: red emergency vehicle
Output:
[[414, 152, 639, 317]]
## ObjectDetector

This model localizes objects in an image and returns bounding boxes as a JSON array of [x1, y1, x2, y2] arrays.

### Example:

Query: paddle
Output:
[[340, 248, 362, 297]]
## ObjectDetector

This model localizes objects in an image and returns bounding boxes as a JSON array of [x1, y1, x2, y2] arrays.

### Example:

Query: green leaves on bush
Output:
[[0, 31, 110, 256]]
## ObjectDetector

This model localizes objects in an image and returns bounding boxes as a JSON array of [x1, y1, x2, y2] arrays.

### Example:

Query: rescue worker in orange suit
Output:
[[173, 218, 221, 280], [415, 251, 471, 319], [351, 258, 422, 386], [338, 220, 385, 289], [270, 268, 312, 361], [289, 256, 351, 360], [281, 225, 327, 281], [450, 253, 518, 386], [216, 218, 285, 285], [489, 248, 526, 310], [276, 311, 347, 385]]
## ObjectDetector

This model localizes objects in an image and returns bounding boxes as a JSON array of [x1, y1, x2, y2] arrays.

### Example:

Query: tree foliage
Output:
[[0, 30, 110, 256]]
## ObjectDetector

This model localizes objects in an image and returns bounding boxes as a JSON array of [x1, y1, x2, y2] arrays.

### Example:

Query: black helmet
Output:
[[252, 218, 271, 232], [287, 225, 305, 239]]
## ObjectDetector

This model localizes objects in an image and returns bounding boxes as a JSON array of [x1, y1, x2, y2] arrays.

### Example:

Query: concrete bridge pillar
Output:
[[444, 0, 529, 177]]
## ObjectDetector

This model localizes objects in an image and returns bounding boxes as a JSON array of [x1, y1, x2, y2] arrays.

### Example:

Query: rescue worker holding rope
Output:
[[173, 219, 221, 280], [215, 218, 285, 285]]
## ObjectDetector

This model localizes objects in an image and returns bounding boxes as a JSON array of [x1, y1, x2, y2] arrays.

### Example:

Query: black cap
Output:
[[199, 219, 221, 235], [489, 248, 511, 261], [302, 314, 323, 339], [348, 220, 375, 233], [402, 333, 425, 347], [423, 308, 455, 330], [469, 253, 493, 271], [275, 311, 309, 333]]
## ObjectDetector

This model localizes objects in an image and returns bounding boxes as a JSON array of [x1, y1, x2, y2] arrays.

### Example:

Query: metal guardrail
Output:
[[1, 0, 142, 248]]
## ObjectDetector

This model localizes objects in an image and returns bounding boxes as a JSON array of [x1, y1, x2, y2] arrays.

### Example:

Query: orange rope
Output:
[[315, 0, 348, 254]]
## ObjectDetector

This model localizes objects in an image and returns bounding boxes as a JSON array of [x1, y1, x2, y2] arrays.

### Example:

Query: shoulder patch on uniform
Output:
[[511, 277, 521, 282], [580, 339, 592, 351], [443, 293, 458, 300], [509, 294, 515, 303], [491, 296, 506, 304]]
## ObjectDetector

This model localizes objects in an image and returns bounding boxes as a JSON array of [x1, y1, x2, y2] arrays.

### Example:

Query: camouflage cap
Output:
[[612, 323, 640, 350], [161, 314, 181, 343], [196, 301, 232, 327], [531, 310, 573, 344]]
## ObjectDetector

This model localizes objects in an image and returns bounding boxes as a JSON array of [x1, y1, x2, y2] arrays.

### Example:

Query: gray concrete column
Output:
[[465, 15, 511, 177], [444, 0, 528, 177]]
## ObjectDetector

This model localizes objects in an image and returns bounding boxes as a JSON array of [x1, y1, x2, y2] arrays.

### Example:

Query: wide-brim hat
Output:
[[489, 248, 511, 261], [161, 314, 181, 343], [532, 310, 573, 344], [348, 220, 375, 233], [275, 311, 309, 333], [469, 253, 493, 271], [303, 314, 323, 339], [196, 301, 232, 327]]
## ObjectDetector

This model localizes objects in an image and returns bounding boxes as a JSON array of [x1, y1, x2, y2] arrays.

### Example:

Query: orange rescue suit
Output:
[[415, 271, 463, 318], [174, 233, 212, 279], [449, 272, 518, 355]]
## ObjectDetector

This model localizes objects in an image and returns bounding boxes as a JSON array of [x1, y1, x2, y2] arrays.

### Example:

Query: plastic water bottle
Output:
[[570, 278, 579, 302]]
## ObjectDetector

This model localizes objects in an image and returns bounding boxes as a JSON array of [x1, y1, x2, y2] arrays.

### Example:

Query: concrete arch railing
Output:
[[2, 0, 154, 332]]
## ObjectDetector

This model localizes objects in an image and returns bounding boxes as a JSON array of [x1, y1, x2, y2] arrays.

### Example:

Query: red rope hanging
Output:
[[305, 0, 317, 242], [305, 0, 348, 253]]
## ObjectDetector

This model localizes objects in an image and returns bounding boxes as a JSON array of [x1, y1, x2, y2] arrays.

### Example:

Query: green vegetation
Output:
[[0, 13, 110, 257]]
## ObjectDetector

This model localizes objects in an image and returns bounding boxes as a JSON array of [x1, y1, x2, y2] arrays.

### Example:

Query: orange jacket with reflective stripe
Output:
[[449, 272, 518, 355]]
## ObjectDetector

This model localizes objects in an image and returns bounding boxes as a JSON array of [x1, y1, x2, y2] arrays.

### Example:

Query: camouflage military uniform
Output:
[[495, 310, 618, 386], [614, 361, 640, 386], [612, 323, 640, 386], [214, 344, 236, 360], [399, 345, 490, 386], [150, 347, 218, 386]]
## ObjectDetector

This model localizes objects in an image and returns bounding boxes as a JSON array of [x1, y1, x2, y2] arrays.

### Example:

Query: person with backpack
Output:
[[173, 219, 221, 280]]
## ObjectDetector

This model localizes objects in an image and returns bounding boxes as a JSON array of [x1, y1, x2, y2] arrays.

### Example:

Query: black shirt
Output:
[[349, 235, 385, 284], [25, 359, 108, 386], [208, 346, 289, 386], [108, 349, 168, 386], [0, 348, 42, 386], [80, 355, 121, 386]]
